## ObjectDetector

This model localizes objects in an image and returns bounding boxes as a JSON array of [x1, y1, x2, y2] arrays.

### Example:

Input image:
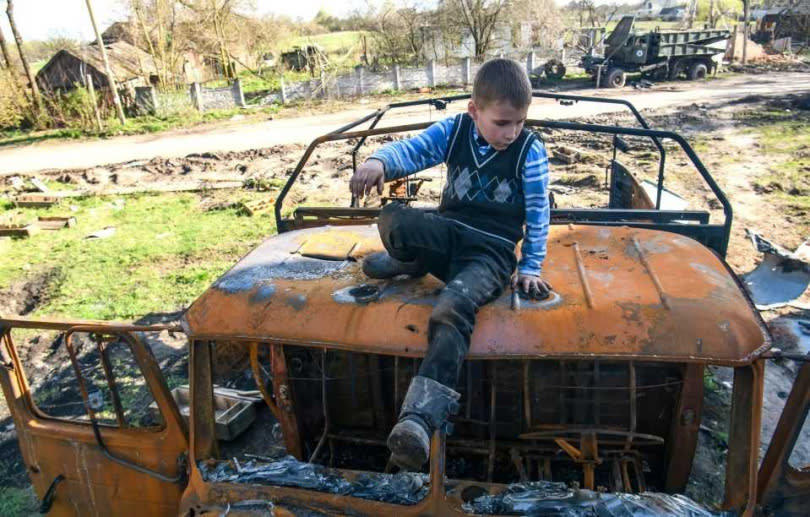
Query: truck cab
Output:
[[1, 94, 808, 516]]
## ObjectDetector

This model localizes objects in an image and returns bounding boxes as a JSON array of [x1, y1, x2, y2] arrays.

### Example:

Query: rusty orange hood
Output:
[[183, 224, 769, 364]]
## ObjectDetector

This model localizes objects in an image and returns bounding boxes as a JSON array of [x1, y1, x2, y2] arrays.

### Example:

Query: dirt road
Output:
[[1, 72, 809, 176]]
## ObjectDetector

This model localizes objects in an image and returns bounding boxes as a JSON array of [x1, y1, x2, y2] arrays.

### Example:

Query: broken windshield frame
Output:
[[273, 113, 732, 256]]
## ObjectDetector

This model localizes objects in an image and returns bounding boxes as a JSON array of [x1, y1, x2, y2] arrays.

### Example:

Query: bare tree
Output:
[[132, 0, 165, 83], [368, 3, 413, 64], [85, 0, 126, 124], [442, 0, 508, 59], [399, 2, 427, 59], [5, 0, 40, 108], [178, 0, 250, 80], [0, 23, 14, 69], [509, 0, 563, 49]]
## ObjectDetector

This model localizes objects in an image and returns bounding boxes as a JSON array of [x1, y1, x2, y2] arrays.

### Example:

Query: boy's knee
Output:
[[429, 287, 477, 335], [379, 203, 418, 254]]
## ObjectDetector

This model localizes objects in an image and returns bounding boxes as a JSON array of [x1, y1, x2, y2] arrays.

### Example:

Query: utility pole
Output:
[[85, 0, 126, 125], [5, 0, 40, 108]]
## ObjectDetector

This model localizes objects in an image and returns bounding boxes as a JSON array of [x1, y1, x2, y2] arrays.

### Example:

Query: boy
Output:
[[349, 59, 552, 470]]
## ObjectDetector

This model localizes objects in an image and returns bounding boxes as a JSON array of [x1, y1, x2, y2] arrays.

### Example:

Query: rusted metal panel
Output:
[[271, 344, 303, 459], [0, 324, 188, 517], [190, 340, 218, 461], [664, 363, 704, 492], [757, 362, 810, 516], [184, 224, 769, 364], [723, 360, 764, 516]]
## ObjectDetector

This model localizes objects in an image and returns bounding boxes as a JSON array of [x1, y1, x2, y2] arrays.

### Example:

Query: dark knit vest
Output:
[[439, 113, 536, 244]]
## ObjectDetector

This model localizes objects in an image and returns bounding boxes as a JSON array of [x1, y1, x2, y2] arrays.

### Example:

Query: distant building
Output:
[[35, 40, 158, 93], [635, 0, 687, 20]]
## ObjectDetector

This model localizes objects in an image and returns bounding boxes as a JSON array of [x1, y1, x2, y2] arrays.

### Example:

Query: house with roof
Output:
[[35, 40, 158, 93]]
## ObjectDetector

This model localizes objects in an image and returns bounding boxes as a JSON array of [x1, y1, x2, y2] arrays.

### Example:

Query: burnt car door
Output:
[[757, 360, 810, 516], [0, 318, 188, 516]]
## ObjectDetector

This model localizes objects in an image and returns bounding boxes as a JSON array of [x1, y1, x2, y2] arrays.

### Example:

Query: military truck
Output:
[[582, 16, 731, 88], [1, 93, 808, 516]]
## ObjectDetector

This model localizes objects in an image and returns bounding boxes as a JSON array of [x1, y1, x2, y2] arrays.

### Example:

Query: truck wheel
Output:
[[544, 59, 566, 80], [688, 62, 709, 80], [605, 67, 626, 88], [669, 61, 686, 80]]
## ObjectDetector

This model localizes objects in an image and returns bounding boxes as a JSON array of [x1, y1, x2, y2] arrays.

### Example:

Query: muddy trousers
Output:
[[378, 203, 516, 389]]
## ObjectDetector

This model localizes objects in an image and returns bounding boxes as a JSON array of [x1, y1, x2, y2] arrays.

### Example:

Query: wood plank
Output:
[[0, 224, 40, 237], [14, 194, 61, 207], [36, 216, 77, 230]]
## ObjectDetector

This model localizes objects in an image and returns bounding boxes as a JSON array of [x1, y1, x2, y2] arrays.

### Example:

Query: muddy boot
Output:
[[362, 251, 423, 279], [387, 376, 460, 470]]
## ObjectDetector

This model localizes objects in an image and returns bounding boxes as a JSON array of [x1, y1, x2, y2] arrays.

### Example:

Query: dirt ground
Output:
[[0, 80, 809, 510]]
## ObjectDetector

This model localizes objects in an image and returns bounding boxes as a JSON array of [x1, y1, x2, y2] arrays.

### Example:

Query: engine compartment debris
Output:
[[199, 456, 428, 505]]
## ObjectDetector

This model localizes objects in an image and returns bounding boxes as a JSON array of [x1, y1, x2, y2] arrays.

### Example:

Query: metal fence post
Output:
[[427, 60, 436, 88], [526, 51, 536, 75], [280, 76, 287, 104], [463, 57, 471, 85], [320, 70, 327, 98], [190, 82, 204, 111], [393, 64, 401, 91], [355, 65, 364, 96], [232, 78, 246, 108], [135, 85, 158, 116]]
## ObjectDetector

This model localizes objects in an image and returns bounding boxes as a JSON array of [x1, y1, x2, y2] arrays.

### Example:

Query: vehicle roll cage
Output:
[[274, 92, 732, 257]]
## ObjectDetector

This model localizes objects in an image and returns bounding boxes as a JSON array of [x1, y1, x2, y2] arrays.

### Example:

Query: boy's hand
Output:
[[511, 274, 553, 300], [350, 159, 385, 199]]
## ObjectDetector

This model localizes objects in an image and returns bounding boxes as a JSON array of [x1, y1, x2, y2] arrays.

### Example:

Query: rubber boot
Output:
[[387, 376, 461, 470], [362, 251, 423, 279]]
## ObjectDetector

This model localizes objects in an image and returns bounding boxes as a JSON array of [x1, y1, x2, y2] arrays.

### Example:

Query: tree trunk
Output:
[[132, 0, 162, 86], [5, 0, 40, 108], [85, 0, 126, 124], [154, 0, 169, 87], [742, 0, 750, 64], [0, 23, 13, 69], [210, 0, 231, 80]]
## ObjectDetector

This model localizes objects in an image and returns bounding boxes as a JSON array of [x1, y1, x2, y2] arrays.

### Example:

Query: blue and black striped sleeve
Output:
[[519, 139, 550, 277], [369, 116, 457, 181]]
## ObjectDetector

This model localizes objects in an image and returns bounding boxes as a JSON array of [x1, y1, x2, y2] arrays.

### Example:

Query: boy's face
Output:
[[468, 99, 529, 151]]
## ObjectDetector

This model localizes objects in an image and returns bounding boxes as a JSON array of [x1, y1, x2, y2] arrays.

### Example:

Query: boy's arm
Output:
[[515, 139, 551, 293], [369, 116, 456, 181]]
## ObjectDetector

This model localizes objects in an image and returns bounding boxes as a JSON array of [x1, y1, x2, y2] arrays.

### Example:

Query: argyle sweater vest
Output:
[[439, 113, 536, 244]]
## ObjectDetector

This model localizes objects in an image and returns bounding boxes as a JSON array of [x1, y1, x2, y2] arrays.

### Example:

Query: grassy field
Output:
[[743, 111, 810, 214], [0, 190, 276, 321]]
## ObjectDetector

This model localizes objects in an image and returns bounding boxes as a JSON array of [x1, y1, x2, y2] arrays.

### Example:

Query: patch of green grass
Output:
[[704, 368, 721, 392], [0, 486, 38, 516], [0, 191, 276, 320], [0, 128, 85, 148], [744, 117, 810, 197]]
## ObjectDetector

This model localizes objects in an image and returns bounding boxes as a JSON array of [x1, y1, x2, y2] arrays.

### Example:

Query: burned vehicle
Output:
[[1, 93, 809, 516]]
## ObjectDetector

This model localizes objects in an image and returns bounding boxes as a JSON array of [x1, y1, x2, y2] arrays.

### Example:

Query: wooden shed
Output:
[[35, 41, 158, 93]]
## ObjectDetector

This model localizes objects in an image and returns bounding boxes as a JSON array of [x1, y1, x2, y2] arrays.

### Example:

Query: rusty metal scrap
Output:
[[743, 229, 810, 310]]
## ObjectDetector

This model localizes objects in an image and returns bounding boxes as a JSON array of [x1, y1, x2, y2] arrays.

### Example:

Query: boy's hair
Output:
[[472, 59, 532, 110]]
